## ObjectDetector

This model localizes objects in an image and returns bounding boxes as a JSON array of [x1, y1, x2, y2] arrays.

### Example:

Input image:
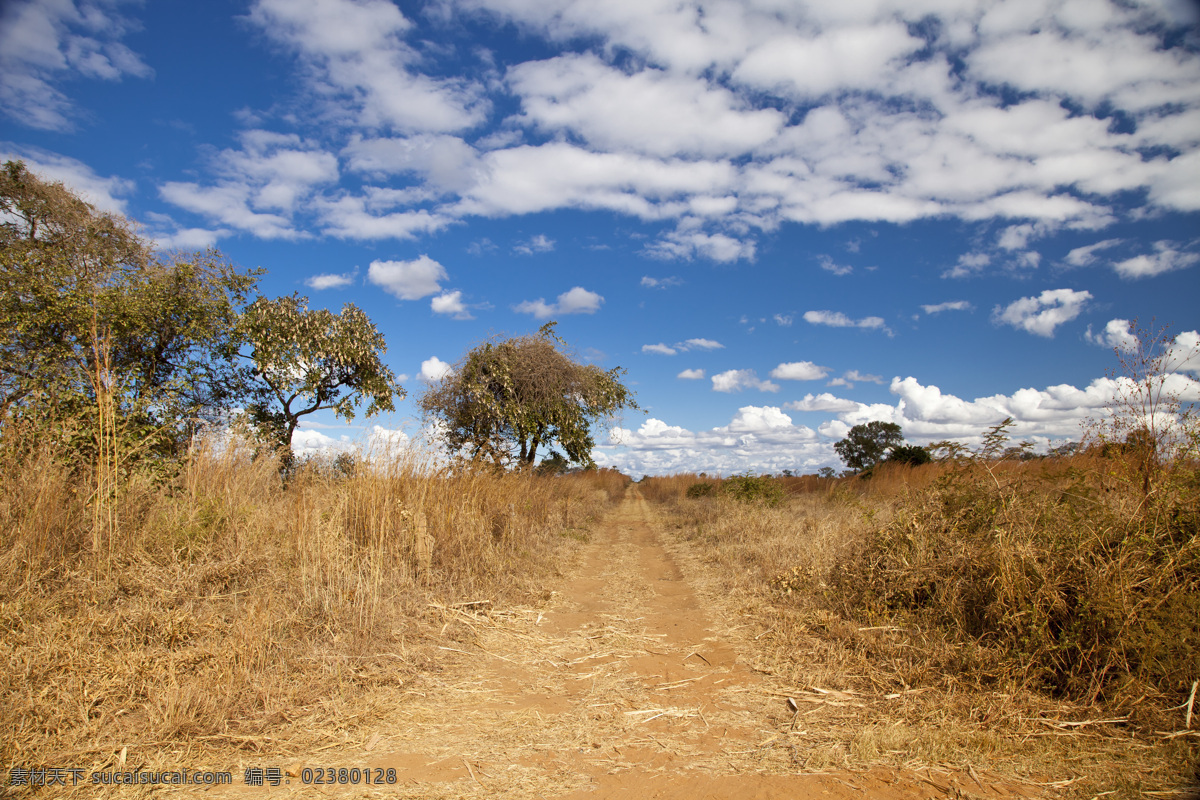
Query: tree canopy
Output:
[[421, 323, 637, 469], [833, 421, 905, 472], [239, 293, 403, 464], [0, 160, 258, 450]]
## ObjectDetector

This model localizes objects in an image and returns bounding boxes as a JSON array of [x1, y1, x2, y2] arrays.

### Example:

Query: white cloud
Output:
[[711, 369, 780, 393], [1112, 241, 1199, 279], [3, 146, 134, 213], [1085, 318, 1138, 352], [431, 290, 473, 319], [942, 252, 991, 279], [508, 52, 785, 158], [816, 254, 853, 276], [646, 227, 756, 263], [248, 0, 487, 133], [514, 286, 603, 318], [803, 310, 890, 333], [342, 134, 479, 192], [784, 393, 860, 413], [774, 314, 793, 327], [844, 370, 884, 385], [306, 269, 357, 290], [921, 300, 972, 314], [0, 0, 152, 131], [420, 356, 453, 381], [160, 131, 339, 239], [641, 275, 683, 289], [992, 288, 1092, 337], [513, 233, 555, 255], [770, 361, 829, 381], [1064, 238, 1122, 267], [681, 338, 723, 351], [368, 255, 447, 300], [677, 368, 705, 380], [642, 343, 677, 355]]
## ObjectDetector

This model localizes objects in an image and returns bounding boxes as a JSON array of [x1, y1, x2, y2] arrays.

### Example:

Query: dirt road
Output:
[[220, 490, 1044, 798]]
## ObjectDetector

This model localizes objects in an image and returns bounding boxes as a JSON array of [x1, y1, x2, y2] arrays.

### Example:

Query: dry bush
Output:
[[641, 457, 1200, 796], [0, 429, 622, 783]]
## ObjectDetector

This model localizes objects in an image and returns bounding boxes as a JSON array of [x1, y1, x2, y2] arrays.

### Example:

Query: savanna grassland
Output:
[[0, 430, 629, 794], [638, 447, 1200, 798]]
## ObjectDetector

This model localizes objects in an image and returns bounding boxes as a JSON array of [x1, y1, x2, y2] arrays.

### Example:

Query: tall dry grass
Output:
[[641, 459, 1200, 795], [0, 428, 627, 780]]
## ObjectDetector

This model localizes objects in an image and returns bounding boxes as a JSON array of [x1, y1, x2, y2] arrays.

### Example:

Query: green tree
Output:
[[239, 294, 403, 466], [886, 444, 932, 466], [0, 160, 258, 449], [421, 322, 637, 469], [833, 421, 904, 472]]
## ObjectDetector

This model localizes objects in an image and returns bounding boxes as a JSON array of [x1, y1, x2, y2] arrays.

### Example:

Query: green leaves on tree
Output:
[[239, 293, 404, 464], [421, 322, 637, 469]]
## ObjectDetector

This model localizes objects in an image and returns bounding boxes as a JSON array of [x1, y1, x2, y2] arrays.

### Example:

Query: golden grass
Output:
[[640, 461, 1200, 798], [0, 431, 628, 792]]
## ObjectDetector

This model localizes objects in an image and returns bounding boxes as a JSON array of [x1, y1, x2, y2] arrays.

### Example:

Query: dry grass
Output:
[[641, 461, 1200, 798], [0, 429, 627, 793]]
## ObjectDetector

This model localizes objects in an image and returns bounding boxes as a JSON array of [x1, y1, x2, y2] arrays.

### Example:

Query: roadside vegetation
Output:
[[0, 161, 632, 790], [641, 325, 1200, 797]]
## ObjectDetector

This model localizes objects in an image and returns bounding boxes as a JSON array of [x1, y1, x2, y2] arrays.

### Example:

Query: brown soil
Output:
[[206, 490, 1047, 799]]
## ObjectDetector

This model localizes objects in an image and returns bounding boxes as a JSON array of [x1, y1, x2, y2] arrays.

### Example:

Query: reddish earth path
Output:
[[212, 490, 1044, 799]]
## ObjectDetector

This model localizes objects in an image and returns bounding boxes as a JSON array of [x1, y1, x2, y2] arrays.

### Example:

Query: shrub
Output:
[[721, 474, 786, 506], [686, 482, 717, 499]]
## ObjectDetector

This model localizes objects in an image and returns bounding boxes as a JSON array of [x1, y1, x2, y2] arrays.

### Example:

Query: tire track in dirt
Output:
[[208, 489, 1044, 799]]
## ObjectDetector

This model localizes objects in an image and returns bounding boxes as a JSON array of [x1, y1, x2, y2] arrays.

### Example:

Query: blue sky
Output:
[[3, 0, 1199, 476]]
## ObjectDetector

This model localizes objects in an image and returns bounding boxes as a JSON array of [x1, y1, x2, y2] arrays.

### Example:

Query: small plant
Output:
[[722, 474, 786, 506], [685, 482, 716, 499]]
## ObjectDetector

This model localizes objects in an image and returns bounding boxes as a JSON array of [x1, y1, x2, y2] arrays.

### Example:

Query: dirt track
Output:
[[213, 490, 1045, 798]]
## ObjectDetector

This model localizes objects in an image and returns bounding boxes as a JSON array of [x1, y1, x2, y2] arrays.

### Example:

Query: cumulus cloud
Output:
[[992, 288, 1092, 337], [597, 338, 1200, 476], [431, 290, 473, 319], [368, 255, 447, 300], [420, 356, 453, 381], [514, 286, 603, 318], [306, 269, 357, 290], [508, 52, 784, 158], [643, 343, 677, 355], [770, 361, 829, 381], [677, 368, 705, 380], [711, 369, 780, 393], [1112, 241, 1199, 279], [1085, 318, 1138, 352]]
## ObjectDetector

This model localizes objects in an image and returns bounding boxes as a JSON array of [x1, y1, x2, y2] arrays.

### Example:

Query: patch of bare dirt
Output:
[[203, 490, 1047, 799]]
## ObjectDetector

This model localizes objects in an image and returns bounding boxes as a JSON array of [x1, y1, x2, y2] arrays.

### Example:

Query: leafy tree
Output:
[[239, 294, 403, 466], [833, 421, 904, 472], [0, 160, 258, 450], [421, 322, 637, 469], [816, 466, 837, 479], [886, 444, 932, 466]]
